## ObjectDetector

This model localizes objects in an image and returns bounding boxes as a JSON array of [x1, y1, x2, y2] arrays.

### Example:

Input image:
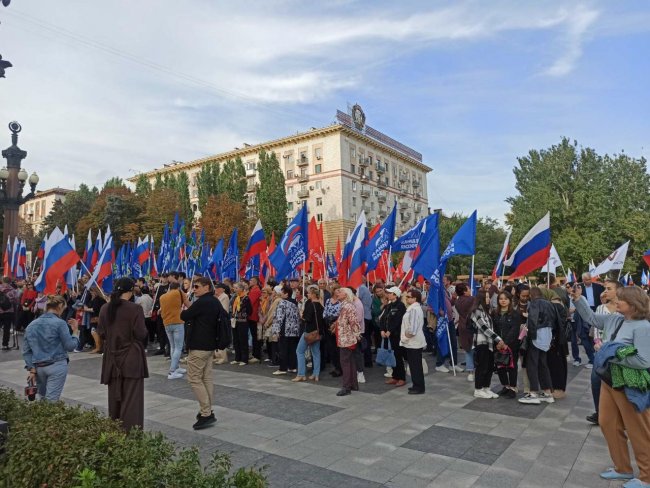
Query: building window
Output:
[[350, 146, 356, 161], [315, 181, 322, 190], [246, 161, 256, 170], [301, 184, 308, 192], [350, 163, 356, 174], [352, 197, 357, 207], [351, 212, 357, 221], [286, 169, 294, 179], [315, 147, 322, 160], [314, 164, 322, 174], [287, 186, 293, 196], [316, 213, 323, 223], [371, 202, 375, 210], [316, 197, 323, 206], [288, 202, 294, 211], [352, 181, 357, 191], [369, 170, 373, 180], [41, 201, 46, 217]]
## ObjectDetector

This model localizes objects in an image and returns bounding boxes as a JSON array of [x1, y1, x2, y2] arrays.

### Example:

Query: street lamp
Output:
[[1, 121, 39, 241]]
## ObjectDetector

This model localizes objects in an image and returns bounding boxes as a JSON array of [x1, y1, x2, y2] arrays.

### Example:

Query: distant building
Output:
[[19, 187, 73, 234], [129, 106, 432, 251]]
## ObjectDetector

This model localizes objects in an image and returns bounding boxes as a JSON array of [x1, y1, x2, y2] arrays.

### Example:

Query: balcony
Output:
[[399, 201, 409, 210], [414, 203, 423, 213], [412, 179, 421, 188], [246, 183, 256, 193], [400, 187, 409, 196], [414, 191, 422, 199], [297, 189, 309, 198], [362, 205, 371, 213], [377, 191, 387, 203], [377, 178, 387, 188], [297, 155, 309, 167], [245, 168, 256, 178], [360, 186, 370, 198], [379, 209, 387, 218], [399, 173, 408, 183], [297, 172, 309, 183], [359, 174, 369, 182], [358, 156, 370, 167], [401, 212, 411, 222], [376, 162, 386, 174]]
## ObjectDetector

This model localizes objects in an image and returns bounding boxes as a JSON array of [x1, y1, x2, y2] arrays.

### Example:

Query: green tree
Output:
[[256, 150, 287, 237], [102, 177, 126, 190], [154, 173, 164, 191], [219, 157, 246, 205], [196, 161, 221, 212], [163, 173, 178, 190], [175, 171, 193, 225], [506, 138, 650, 276], [135, 174, 152, 198]]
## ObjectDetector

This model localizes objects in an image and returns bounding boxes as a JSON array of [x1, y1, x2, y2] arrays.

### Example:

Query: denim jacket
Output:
[[22, 312, 79, 370]]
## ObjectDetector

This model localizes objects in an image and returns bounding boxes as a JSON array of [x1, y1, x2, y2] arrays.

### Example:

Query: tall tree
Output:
[[135, 174, 152, 198], [196, 161, 221, 212], [219, 157, 247, 205], [256, 150, 287, 238], [175, 171, 193, 225], [154, 173, 164, 191], [102, 177, 126, 190], [199, 193, 252, 249], [140, 188, 181, 243], [506, 138, 650, 275]]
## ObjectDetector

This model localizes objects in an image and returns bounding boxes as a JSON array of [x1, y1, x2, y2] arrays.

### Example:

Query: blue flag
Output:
[[411, 213, 440, 280], [222, 229, 239, 280], [270, 203, 309, 281], [326, 253, 338, 279], [436, 315, 450, 359], [366, 205, 397, 272]]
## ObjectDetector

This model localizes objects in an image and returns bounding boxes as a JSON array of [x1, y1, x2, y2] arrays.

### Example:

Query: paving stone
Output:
[[427, 469, 479, 488]]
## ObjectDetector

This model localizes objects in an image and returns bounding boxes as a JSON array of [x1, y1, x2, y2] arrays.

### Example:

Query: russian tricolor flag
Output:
[[491, 230, 511, 280], [34, 227, 80, 294], [240, 219, 266, 276], [505, 212, 551, 279], [347, 211, 367, 288], [643, 249, 650, 268]]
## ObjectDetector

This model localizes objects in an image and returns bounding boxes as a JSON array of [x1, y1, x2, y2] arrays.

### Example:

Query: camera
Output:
[[25, 377, 37, 401]]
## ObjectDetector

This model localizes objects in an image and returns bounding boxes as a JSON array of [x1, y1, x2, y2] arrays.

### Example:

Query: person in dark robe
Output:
[[98, 277, 149, 431]]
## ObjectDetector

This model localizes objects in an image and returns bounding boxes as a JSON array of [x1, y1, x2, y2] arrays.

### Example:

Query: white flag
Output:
[[591, 241, 630, 276], [541, 244, 562, 274]]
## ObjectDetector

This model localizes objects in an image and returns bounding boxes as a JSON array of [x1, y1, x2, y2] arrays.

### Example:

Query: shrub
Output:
[[0, 388, 266, 488]]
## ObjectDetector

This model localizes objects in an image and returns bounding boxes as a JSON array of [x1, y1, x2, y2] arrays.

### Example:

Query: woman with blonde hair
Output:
[[571, 285, 650, 486], [333, 287, 361, 396], [22, 295, 80, 401]]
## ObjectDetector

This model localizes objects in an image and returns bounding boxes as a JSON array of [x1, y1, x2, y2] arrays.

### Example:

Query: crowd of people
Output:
[[3, 269, 650, 487]]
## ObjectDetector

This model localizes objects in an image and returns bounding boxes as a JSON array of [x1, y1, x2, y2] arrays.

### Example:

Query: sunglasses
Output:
[[192, 284, 203, 289]]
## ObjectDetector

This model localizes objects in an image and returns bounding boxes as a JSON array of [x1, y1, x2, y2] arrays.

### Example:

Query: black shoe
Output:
[[153, 350, 165, 356], [364, 362, 373, 368], [1, 346, 10, 351], [193, 413, 217, 430], [504, 389, 517, 399], [196, 410, 214, 420], [336, 389, 351, 397], [330, 370, 342, 377], [408, 389, 425, 395], [586, 413, 599, 425], [497, 387, 510, 396]]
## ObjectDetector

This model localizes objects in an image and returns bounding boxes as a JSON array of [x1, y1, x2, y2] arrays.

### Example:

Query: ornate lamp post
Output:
[[1, 121, 39, 240]]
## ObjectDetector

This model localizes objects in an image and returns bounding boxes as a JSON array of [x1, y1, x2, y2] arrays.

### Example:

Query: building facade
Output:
[[131, 107, 431, 251], [19, 187, 73, 234]]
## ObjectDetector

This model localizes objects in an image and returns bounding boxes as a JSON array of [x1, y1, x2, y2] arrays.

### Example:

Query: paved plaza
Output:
[[0, 347, 628, 488]]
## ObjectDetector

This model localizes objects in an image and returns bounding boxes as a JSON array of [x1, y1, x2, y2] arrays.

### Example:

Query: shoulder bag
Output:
[[304, 302, 322, 345]]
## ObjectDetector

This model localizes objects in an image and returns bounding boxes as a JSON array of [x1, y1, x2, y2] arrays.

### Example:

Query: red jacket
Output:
[[248, 285, 261, 322]]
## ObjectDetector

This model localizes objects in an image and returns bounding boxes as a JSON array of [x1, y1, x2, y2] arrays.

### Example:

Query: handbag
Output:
[[304, 303, 322, 345], [376, 338, 396, 368], [494, 346, 514, 369]]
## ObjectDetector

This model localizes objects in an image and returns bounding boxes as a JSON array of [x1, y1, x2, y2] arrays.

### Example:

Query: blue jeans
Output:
[[465, 348, 475, 372], [296, 333, 320, 378], [36, 359, 68, 401], [591, 366, 601, 413], [569, 320, 580, 362], [165, 324, 185, 373]]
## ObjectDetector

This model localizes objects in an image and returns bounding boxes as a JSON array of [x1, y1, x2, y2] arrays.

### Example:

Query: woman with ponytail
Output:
[[98, 277, 149, 431]]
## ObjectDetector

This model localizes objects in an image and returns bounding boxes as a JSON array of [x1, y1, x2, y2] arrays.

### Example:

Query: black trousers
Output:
[[278, 336, 299, 372], [406, 348, 425, 392], [144, 318, 156, 344], [389, 334, 406, 381], [156, 315, 168, 352], [474, 344, 494, 389], [497, 344, 519, 388], [234, 323, 249, 363], [547, 343, 568, 391], [526, 345, 552, 391], [0, 313, 13, 347], [248, 320, 261, 360]]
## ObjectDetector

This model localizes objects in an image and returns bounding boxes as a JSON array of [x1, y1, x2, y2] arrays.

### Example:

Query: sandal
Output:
[[309, 376, 319, 382], [291, 376, 307, 382]]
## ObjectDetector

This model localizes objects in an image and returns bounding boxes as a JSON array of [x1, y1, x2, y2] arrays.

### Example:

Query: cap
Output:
[[274, 285, 283, 294], [385, 286, 402, 298]]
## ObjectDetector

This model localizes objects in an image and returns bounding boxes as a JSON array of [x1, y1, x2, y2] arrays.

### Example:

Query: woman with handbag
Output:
[[570, 285, 650, 487], [271, 284, 300, 375], [492, 291, 521, 398], [400, 289, 427, 394], [294, 286, 325, 382]]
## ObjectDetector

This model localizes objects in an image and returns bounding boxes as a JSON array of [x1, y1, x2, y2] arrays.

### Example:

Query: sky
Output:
[[0, 0, 649, 223]]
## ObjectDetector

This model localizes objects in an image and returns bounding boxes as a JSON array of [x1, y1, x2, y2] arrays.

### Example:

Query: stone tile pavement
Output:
[[0, 345, 632, 487]]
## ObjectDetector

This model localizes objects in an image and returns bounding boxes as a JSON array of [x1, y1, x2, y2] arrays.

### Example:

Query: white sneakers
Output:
[[473, 388, 498, 399], [518, 392, 555, 404], [384, 367, 393, 378], [175, 368, 187, 374], [357, 372, 366, 384], [168, 371, 183, 380], [453, 365, 465, 373], [435, 365, 450, 373], [467, 373, 475, 382], [572, 360, 581, 367], [585, 364, 593, 369]]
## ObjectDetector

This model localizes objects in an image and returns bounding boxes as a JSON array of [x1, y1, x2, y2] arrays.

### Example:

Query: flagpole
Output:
[[469, 255, 475, 295], [30, 257, 38, 280], [387, 246, 392, 283]]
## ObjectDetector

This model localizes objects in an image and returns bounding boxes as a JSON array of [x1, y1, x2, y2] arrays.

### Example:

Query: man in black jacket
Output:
[[180, 276, 225, 430], [380, 287, 407, 387]]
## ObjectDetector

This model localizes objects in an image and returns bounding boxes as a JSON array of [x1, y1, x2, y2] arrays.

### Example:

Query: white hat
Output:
[[386, 286, 402, 298], [273, 285, 283, 294]]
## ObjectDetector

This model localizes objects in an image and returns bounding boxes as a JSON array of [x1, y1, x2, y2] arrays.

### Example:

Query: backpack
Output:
[[0, 291, 12, 312]]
